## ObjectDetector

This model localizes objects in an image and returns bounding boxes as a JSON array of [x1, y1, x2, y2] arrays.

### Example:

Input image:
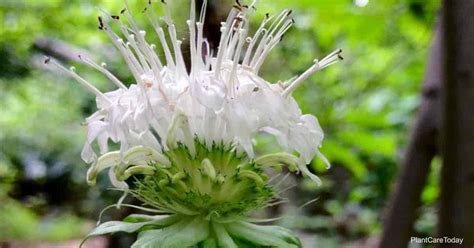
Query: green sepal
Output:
[[80, 214, 178, 248], [225, 221, 302, 248], [198, 238, 218, 248], [212, 222, 238, 248], [131, 217, 210, 248]]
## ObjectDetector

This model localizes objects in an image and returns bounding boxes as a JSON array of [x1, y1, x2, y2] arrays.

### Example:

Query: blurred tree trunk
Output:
[[438, 0, 474, 246], [196, 0, 231, 52], [379, 19, 442, 248], [184, 0, 230, 70]]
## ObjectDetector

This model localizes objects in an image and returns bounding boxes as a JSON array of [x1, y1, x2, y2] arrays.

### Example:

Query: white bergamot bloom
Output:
[[47, 0, 342, 247]]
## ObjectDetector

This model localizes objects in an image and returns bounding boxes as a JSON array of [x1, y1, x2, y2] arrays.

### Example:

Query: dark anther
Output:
[[232, 4, 242, 11], [235, 0, 241, 6], [44, 57, 51, 64], [280, 34, 285, 42], [253, 87, 260, 92], [251, 6, 257, 10], [242, 4, 249, 8], [142, 7, 148, 13], [287, 10, 293, 16], [337, 49, 343, 60], [111, 15, 120, 20], [161, 0, 167, 4], [98, 16, 104, 29], [148, 0, 151, 4], [120, 8, 126, 14], [291, 18, 295, 24], [265, 13, 270, 19]]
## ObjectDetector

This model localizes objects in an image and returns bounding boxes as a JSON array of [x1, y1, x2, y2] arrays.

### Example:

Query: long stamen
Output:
[[114, 4, 154, 81], [282, 49, 343, 97], [318, 48, 344, 68], [249, 10, 290, 68], [196, 1, 208, 71], [214, 8, 239, 78], [161, 1, 187, 76], [146, 1, 176, 68], [225, 11, 249, 61], [101, 20, 144, 82], [199, 0, 208, 24], [123, 1, 163, 72], [187, 0, 197, 76], [121, 26, 151, 72], [138, 31, 164, 85], [229, 28, 247, 96], [118, 38, 146, 82], [203, 39, 211, 70], [155, 26, 177, 68], [78, 55, 127, 89], [242, 15, 272, 66], [253, 17, 294, 73], [45, 57, 111, 102], [196, 22, 205, 69]]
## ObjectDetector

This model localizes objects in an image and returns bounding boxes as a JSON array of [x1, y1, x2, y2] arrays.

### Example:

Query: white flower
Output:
[[46, 0, 341, 189], [49, 1, 344, 246]]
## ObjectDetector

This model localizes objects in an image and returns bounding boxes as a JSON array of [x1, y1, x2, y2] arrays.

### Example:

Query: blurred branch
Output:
[[439, 0, 474, 246], [379, 18, 442, 248], [33, 37, 93, 63]]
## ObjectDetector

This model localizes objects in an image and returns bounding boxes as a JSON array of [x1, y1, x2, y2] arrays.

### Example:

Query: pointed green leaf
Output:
[[212, 222, 238, 248], [225, 221, 302, 248], [81, 215, 178, 247], [132, 217, 210, 248]]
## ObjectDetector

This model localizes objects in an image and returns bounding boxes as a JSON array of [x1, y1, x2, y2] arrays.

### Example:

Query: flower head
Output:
[[47, 0, 341, 247]]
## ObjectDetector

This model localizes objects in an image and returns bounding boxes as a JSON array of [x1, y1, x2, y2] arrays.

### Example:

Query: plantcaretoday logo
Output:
[[410, 236, 464, 245]]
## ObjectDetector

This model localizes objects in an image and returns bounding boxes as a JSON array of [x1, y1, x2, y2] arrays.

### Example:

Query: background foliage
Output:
[[0, 0, 439, 247]]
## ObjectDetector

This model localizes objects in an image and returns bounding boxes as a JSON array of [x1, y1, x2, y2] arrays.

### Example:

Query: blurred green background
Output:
[[0, 0, 440, 247]]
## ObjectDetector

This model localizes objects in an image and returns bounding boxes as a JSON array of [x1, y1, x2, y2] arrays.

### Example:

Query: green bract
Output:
[[82, 141, 302, 247], [132, 142, 275, 220]]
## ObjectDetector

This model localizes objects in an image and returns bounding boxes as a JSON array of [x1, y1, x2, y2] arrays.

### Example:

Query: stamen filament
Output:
[[78, 55, 127, 89], [282, 49, 343, 97], [45, 58, 110, 102]]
